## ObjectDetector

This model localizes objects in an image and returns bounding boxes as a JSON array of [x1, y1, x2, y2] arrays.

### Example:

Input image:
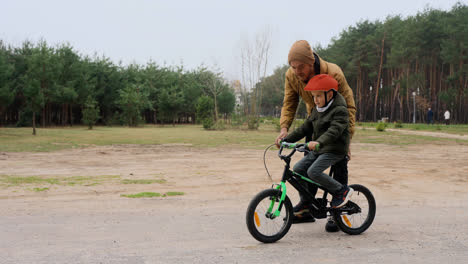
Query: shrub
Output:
[[214, 120, 226, 130], [106, 112, 124, 126], [196, 96, 213, 121], [202, 118, 215, 130], [376, 122, 386, 132], [394, 120, 403, 128], [82, 96, 100, 130], [272, 118, 281, 132], [231, 113, 245, 128], [247, 116, 258, 130]]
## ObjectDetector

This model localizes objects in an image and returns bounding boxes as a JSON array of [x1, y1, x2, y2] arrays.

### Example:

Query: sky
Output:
[[1, 0, 465, 80]]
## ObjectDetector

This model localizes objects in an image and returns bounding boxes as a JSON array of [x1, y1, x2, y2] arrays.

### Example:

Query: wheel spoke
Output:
[[334, 185, 376, 235], [254, 195, 288, 236]]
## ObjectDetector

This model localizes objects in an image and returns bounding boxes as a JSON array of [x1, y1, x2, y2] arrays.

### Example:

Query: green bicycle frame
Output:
[[267, 181, 287, 217], [266, 141, 324, 218], [267, 172, 322, 218]]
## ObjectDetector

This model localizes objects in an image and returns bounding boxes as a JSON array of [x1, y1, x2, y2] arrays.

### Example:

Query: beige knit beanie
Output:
[[288, 40, 315, 66]]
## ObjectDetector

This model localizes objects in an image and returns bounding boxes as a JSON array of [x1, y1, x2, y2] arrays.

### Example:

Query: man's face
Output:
[[290, 60, 313, 82]]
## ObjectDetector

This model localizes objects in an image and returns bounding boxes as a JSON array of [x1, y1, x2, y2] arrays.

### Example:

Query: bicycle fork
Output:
[[266, 163, 293, 219], [265, 181, 287, 219]]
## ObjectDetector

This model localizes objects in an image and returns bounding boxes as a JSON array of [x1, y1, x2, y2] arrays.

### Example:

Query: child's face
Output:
[[311, 90, 333, 107]]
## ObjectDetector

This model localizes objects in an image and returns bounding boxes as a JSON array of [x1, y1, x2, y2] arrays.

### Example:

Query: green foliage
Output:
[[376, 122, 387, 132], [121, 179, 166, 184], [0, 40, 237, 127], [217, 89, 236, 116], [120, 191, 185, 198], [213, 120, 226, 130], [0, 4, 467, 128], [33, 187, 49, 192], [230, 113, 246, 128], [196, 96, 215, 130], [121, 192, 161, 198], [196, 96, 213, 121], [158, 86, 184, 125], [0, 42, 15, 119], [82, 96, 100, 129], [202, 118, 215, 130], [271, 118, 281, 132], [0, 174, 120, 187], [255, 65, 288, 116], [1, 124, 467, 153], [394, 120, 403, 128], [116, 84, 151, 126], [439, 88, 457, 107], [165, 191, 184, 197], [247, 115, 259, 130]]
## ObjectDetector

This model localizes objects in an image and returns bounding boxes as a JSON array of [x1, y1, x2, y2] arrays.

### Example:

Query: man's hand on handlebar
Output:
[[275, 127, 288, 148]]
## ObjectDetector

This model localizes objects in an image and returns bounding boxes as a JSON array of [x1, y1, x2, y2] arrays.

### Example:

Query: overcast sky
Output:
[[1, 0, 464, 80]]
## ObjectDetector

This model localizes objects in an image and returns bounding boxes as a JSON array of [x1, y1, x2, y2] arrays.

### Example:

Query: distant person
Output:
[[274, 40, 356, 232], [444, 110, 450, 125], [427, 108, 434, 125]]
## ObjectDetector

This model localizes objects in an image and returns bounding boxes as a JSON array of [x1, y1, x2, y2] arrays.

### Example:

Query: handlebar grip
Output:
[[280, 142, 296, 149], [314, 143, 320, 152]]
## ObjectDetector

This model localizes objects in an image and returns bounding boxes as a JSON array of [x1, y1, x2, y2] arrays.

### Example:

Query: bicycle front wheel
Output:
[[246, 189, 293, 243], [333, 184, 376, 235]]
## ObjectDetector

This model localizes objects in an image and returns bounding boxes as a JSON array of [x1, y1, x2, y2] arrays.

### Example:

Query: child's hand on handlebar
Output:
[[307, 141, 320, 151]]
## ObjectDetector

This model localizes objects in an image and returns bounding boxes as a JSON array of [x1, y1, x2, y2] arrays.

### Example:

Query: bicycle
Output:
[[246, 142, 376, 243]]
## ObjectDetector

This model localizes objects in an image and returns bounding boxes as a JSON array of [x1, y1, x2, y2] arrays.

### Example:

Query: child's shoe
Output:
[[331, 186, 354, 208]]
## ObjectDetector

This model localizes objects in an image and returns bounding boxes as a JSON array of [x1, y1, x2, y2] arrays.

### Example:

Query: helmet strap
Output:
[[323, 90, 336, 106]]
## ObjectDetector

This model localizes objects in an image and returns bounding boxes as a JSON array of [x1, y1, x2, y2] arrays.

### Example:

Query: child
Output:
[[283, 74, 353, 208]]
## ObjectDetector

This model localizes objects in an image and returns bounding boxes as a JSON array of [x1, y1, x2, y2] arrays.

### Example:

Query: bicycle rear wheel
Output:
[[333, 184, 376, 235], [246, 189, 293, 243]]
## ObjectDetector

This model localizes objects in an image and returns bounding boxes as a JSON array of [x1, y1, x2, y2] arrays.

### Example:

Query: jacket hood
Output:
[[329, 93, 347, 109]]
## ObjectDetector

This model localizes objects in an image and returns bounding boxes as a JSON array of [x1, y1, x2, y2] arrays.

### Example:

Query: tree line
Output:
[[0, 40, 236, 132], [257, 3, 467, 124], [1, 3, 466, 132]]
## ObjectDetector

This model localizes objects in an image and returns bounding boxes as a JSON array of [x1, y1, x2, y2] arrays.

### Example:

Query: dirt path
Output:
[[1, 143, 467, 263], [360, 126, 468, 140]]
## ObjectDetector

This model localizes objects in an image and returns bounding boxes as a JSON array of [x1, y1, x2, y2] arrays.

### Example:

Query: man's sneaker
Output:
[[293, 200, 311, 214], [331, 186, 354, 208], [292, 212, 316, 224], [325, 216, 339, 232], [292, 200, 315, 224]]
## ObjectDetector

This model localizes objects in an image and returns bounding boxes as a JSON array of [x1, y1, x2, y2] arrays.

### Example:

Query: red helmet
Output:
[[304, 74, 338, 92]]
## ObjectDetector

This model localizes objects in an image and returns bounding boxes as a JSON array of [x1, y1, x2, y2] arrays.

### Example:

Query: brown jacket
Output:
[[280, 55, 356, 136]]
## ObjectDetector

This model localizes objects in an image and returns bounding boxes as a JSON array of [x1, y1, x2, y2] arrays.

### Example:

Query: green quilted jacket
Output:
[[283, 93, 350, 155]]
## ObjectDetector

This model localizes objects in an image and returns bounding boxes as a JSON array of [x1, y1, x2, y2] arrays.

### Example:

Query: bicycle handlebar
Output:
[[278, 141, 320, 160], [278, 142, 306, 160]]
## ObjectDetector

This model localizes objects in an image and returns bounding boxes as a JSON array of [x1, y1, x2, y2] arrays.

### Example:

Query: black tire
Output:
[[333, 184, 376, 235], [246, 189, 293, 243]]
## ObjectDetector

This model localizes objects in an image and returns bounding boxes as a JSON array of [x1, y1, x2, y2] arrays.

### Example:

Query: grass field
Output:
[[358, 122, 468, 135], [0, 175, 121, 188], [0, 123, 467, 152]]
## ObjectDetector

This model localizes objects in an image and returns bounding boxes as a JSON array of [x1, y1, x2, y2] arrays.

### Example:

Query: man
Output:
[[427, 108, 434, 125], [444, 110, 450, 125], [275, 40, 356, 232]]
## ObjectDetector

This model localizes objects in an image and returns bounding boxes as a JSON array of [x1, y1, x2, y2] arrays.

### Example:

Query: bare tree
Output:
[[201, 67, 226, 122], [239, 27, 272, 129]]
